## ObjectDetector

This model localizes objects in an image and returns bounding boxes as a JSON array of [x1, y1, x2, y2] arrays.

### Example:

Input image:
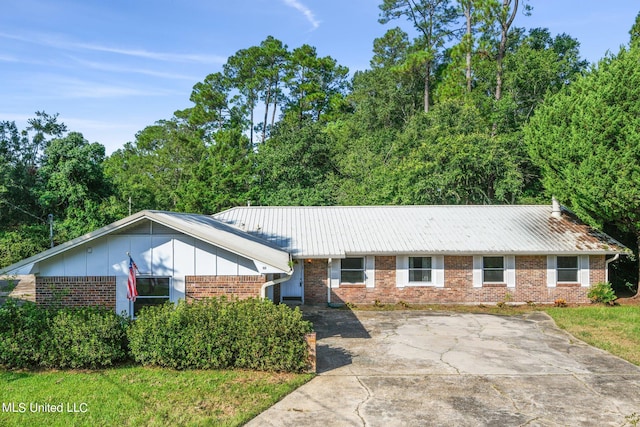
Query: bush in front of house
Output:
[[43, 306, 130, 368], [0, 300, 50, 368], [128, 297, 313, 372], [0, 301, 130, 369], [587, 282, 618, 305]]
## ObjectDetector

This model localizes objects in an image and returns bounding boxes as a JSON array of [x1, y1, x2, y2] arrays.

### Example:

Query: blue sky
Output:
[[1, 0, 638, 154]]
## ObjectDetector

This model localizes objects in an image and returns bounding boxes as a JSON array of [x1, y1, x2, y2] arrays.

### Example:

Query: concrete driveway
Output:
[[247, 309, 640, 426]]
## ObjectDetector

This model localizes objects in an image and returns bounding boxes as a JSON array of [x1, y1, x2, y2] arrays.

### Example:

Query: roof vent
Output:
[[551, 197, 562, 219]]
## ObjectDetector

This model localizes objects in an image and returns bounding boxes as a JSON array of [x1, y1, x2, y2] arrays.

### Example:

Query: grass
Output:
[[545, 305, 640, 366], [2, 302, 639, 426], [0, 366, 313, 427]]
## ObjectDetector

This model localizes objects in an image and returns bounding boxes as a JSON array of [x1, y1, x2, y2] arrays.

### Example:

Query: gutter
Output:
[[604, 253, 620, 283]]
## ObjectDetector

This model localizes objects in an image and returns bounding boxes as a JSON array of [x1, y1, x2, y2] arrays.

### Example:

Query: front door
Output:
[[281, 261, 303, 301]]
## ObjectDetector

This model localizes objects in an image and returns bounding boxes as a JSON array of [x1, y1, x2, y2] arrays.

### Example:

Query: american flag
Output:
[[127, 256, 139, 302]]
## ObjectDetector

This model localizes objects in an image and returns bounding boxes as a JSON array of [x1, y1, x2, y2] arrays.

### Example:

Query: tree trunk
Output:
[[495, 0, 518, 102], [262, 86, 271, 143], [271, 77, 279, 128], [465, 3, 472, 93], [424, 62, 431, 113]]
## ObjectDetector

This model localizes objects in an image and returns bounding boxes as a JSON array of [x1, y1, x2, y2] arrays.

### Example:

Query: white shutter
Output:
[[547, 256, 557, 287], [330, 259, 341, 288], [579, 255, 590, 287], [433, 255, 445, 288], [472, 256, 483, 288], [396, 256, 408, 288], [365, 256, 375, 288], [505, 255, 516, 288]]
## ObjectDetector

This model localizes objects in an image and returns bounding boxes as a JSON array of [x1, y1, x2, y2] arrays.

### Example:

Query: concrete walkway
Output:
[[247, 309, 640, 426]]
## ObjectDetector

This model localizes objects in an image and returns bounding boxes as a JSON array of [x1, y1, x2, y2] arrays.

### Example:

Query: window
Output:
[[341, 258, 365, 283], [409, 257, 432, 282], [557, 256, 578, 282], [133, 277, 171, 317], [483, 256, 504, 283]]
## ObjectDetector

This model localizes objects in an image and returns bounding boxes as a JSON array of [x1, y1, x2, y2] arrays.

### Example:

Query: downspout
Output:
[[327, 258, 332, 305], [261, 272, 293, 300], [604, 253, 620, 283]]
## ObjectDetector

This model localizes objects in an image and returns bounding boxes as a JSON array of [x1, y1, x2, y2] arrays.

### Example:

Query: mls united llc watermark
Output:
[[2, 402, 88, 413]]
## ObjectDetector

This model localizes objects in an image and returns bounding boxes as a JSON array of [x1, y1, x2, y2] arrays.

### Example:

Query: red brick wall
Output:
[[590, 255, 606, 285], [36, 276, 116, 308], [303, 259, 329, 304], [185, 275, 266, 301], [304, 255, 603, 305]]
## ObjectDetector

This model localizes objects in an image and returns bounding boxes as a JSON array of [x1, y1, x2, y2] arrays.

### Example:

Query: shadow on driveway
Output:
[[249, 309, 640, 427]]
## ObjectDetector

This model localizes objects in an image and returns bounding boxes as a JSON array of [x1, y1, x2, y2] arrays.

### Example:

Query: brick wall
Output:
[[306, 255, 604, 305], [185, 275, 266, 301], [303, 260, 329, 304], [590, 255, 606, 285], [36, 276, 116, 308]]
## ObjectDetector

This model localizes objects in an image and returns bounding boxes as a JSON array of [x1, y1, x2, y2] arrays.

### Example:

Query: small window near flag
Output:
[[133, 277, 171, 317]]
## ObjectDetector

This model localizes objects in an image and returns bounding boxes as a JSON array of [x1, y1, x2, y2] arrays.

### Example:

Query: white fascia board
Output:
[[146, 212, 292, 274]]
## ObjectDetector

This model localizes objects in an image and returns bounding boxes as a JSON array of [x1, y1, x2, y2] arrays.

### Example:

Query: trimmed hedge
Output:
[[128, 298, 313, 372], [0, 297, 313, 372], [0, 301, 129, 369]]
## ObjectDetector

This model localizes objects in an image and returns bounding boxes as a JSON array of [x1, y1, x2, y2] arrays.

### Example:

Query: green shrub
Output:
[[43, 307, 130, 368], [587, 282, 617, 305], [0, 301, 129, 369], [0, 301, 51, 368], [128, 298, 313, 372]]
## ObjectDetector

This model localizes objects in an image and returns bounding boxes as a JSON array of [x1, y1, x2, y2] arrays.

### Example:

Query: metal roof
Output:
[[213, 205, 628, 258], [0, 210, 291, 275]]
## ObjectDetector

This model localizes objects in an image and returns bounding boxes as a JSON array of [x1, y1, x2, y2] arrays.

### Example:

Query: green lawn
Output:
[[0, 366, 312, 427], [2, 304, 638, 427], [545, 305, 640, 366]]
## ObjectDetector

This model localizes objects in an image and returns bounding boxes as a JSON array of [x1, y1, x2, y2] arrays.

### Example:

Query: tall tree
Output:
[[38, 132, 112, 239], [181, 128, 256, 212], [256, 117, 336, 205], [379, 0, 460, 112], [256, 36, 289, 141], [283, 44, 349, 124], [395, 101, 523, 204], [493, 0, 519, 101], [224, 47, 262, 144], [104, 119, 206, 213], [0, 112, 67, 227], [523, 43, 640, 287]]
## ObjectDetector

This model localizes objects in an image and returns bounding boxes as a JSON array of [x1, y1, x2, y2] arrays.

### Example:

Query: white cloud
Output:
[[0, 31, 226, 64], [282, 0, 320, 30], [69, 57, 199, 81], [0, 54, 19, 62], [56, 79, 175, 99]]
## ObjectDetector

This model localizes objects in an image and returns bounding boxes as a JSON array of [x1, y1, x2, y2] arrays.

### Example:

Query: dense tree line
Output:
[[2, 3, 639, 290]]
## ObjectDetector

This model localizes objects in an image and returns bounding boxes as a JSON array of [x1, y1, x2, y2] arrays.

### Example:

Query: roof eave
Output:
[[1, 210, 292, 276]]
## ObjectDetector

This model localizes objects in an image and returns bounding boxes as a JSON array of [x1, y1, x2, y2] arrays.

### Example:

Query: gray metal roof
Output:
[[1, 210, 291, 275], [213, 205, 628, 258]]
